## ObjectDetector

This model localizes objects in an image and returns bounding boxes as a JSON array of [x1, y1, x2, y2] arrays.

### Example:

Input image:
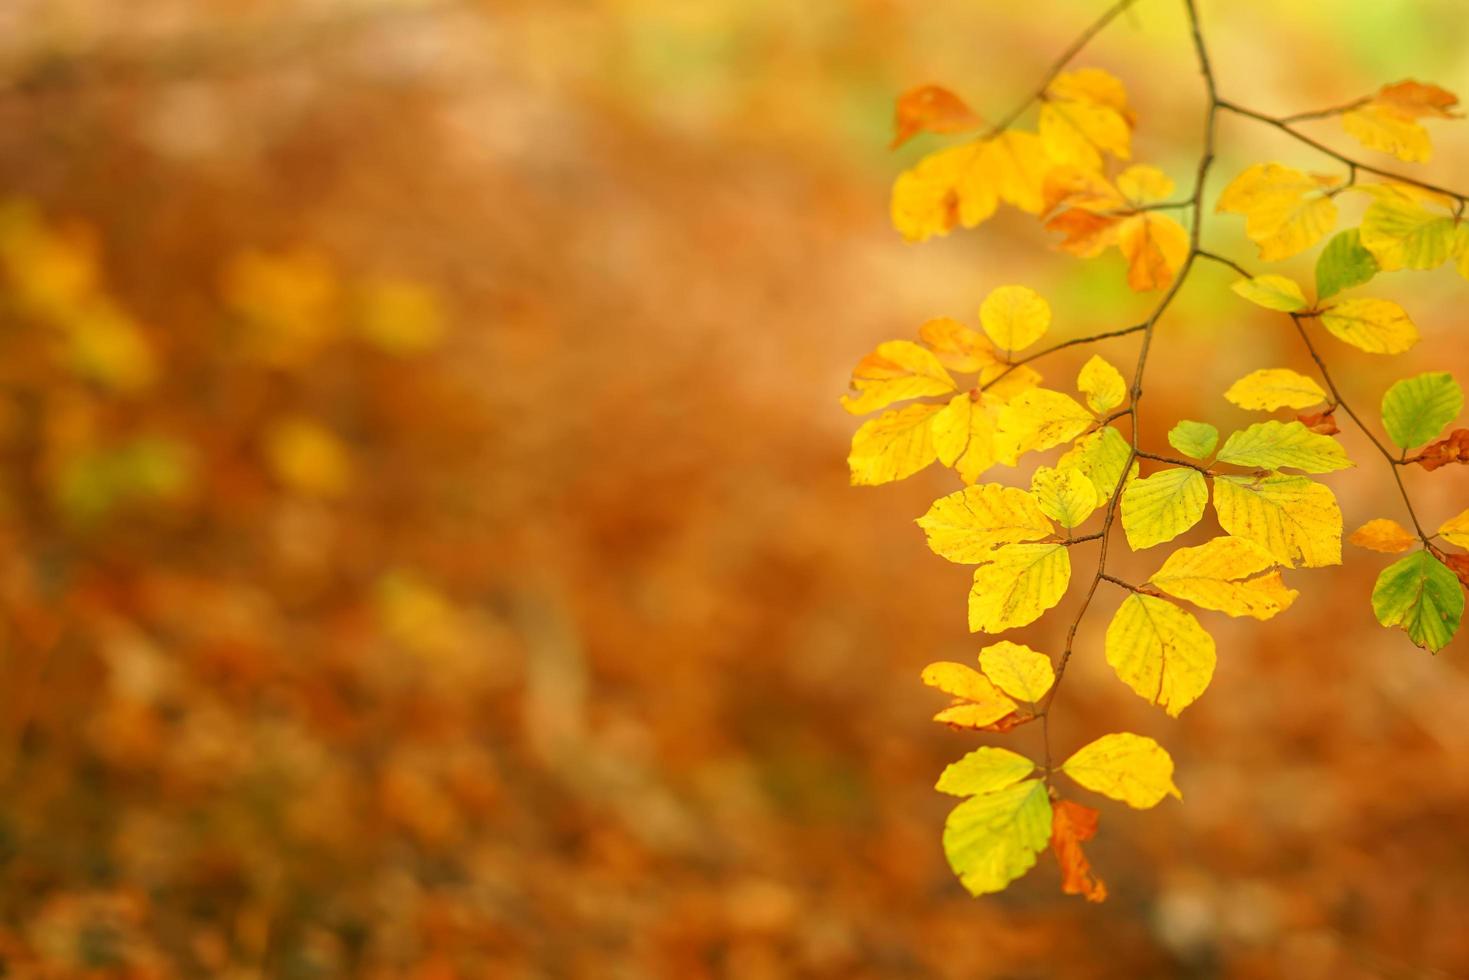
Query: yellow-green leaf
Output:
[[1225, 368, 1328, 411], [1348, 518, 1418, 554], [1359, 192, 1459, 271], [848, 402, 945, 486], [1167, 420, 1218, 460], [979, 285, 1050, 353], [841, 340, 957, 414], [1061, 732, 1182, 808], [1077, 354, 1126, 414], [936, 746, 1034, 797], [1212, 474, 1342, 568], [969, 543, 1071, 633], [921, 661, 1019, 728], [995, 388, 1094, 464], [1231, 274, 1308, 312], [1120, 467, 1208, 550], [1058, 426, 1136, 500], [1318, 298, 1419, 354], [916, 484, 1055, 564], [1381, 371, 1462, 449], [1315, 228, 1380, 299], [1030, 465, 1098, 529], [1105, 594, 1216, 716], [978, 641, 1055, 703], [942, 779, 1052, 896], [1439, 509, 1469, 548], [1371, 550, 1463, 652], [1216, 163, 1339, 261], [1148, 535, 1298, 620], [1215, 420, 1352, 474]]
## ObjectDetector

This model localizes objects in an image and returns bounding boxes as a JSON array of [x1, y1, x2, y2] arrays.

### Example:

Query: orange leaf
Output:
[[1296, 408, 1340, 435], [1442, 553, 1469, 589], [892, 85, 984, 148], [1046, 208, 1122, 258], [1348, 518, 1417, 554], [1375, 80, 1461, 119], [1411, 428, 1469, 471], [1119, 213, 1188, 292], [1050, 799, 1107, 902]]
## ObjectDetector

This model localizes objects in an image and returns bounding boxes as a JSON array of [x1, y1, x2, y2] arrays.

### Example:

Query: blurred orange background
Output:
[[0, 0, 1466, 976]]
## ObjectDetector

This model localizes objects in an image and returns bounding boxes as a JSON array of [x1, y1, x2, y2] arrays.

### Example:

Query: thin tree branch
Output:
[[1278, 96, 1372, 124]]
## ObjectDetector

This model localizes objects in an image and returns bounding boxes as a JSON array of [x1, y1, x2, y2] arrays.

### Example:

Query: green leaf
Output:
[[1380, 372, 1463, 449], [1167, 420, 1219, 460], [1215, 420, 1352, 473], [942, 779, 1052, 896], [936, 746, 1035, 797], [1231, 274, 1308, 312], [1315, 228, 1378, 300], [1371, 550, 1464, 652]]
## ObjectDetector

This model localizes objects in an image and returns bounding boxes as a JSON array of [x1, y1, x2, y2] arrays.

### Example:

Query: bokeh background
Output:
[[0, 0, 1466, 976]]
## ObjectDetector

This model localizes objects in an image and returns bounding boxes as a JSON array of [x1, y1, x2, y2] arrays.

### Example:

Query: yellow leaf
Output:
[[1224, 368, 1327, 411], [1059, 426, 1136, 500], [1105, 594, 1216, 716], [995, 388, 1094, 464], [1030, 465, 1098, 529], [1118, 212, 1188, 291], [916, 483, 1055, 563], [1216, 163, 1339, 261], [1318, 298, 1418, 354], [1061, 732, 1182, 808], [979, 285, 1050, 352], [935, 746, 1034, 796], [841, 340, 958, 415], [1148, 535, 1299, 620], [919, 317, 1001, 373], [981, 131, 1052, 215], [1077, 355, 1127, 414], [931, 394, 1001, 484], [848, 402, 945, 486], [1115, 164, 1174, 204], [978, 641, 1055, 703], [1230, 274, 1308, 312], [981, 363, 1043, 403], [1341, 81, 1459, 163], [891, 143, 996, 243], [969, 543, 1071, 633], [1039, 68, 1133, 170], [1212, 474, 1342, 568], [1120, 467, 1208, 550], [1439, 509, 1469, 548], [265, 416, 353, 498], [921, 662, 1018, 728], [1349, 518, 1419, 553], [1359, 191, 1459, 271], [942, 779, 1052, 896]]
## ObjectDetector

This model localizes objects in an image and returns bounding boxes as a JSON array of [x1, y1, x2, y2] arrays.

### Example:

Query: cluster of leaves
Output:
[[846, 17, 1468, 902]]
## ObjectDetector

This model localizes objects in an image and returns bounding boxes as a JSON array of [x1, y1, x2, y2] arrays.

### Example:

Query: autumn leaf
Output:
[[919, 316, 1002, 373], [978, 641, 1055, 703], [969, 543, 1072, 633], [1050, 800, 1107, 903], [841, 340, 957, 415], [1120, 467, 1208, 550], [979, 285, 1050, 353], [1118, 212, 1189, 291], [1045, 165, 1188, 290], [1148, 535, 1298, 620], [848, 402, 946, 486], [1167, 420, 1219, 461], [1342, 80, 1461, 164], [1317, 298, 1419, 354], [1039, 68, 1133, 170], [1212, 474, 1342, 568], [1411, 428, 1469, 471], [1030, 465, 1098, 529], [892, 84, 984, 148], [1225, 369, 1327, 411], [1439, 509, 1469, 548], [1371, 550, 1464, 652], [921, 662, 1019, 728], [1348, 518, 1418, 554], [994, 388, 1094, 464], [1380, 372, 1462, 449], [1315, 228, 1379, 299], [1230, 274, 1308, 312], [942, 779, 1052, 896], [1105, 594, 1216, 715], [916, 483, 1055, 563], [1296, 408, 1340, 436], [1215, 420, 1352, 474], [931, 393, 1002, 484], [1358, 189, 1459, 271], [1216, 163, 1339, 261], [1077, 354, 1126, 414], [1059, 426, 1136, 499], [1061, 732, 1182, 807], [891, 131, 1052, 242]]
